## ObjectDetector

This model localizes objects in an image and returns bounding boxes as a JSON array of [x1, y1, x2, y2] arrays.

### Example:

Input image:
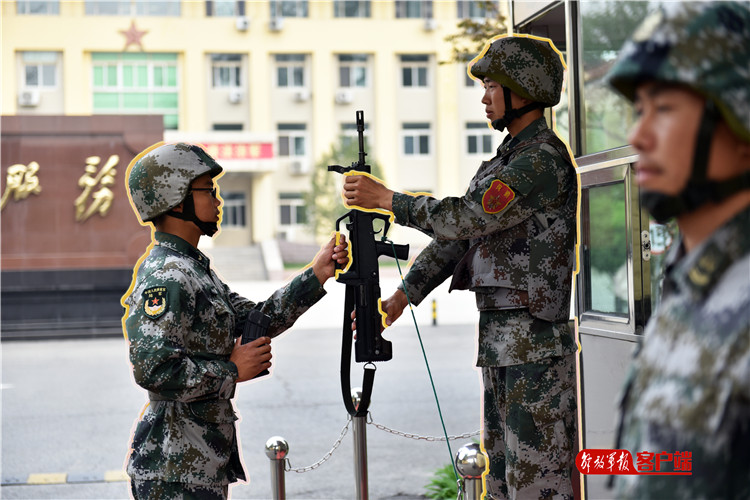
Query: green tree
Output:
[[304, 136, 384, 243], [442, 0, 507, 65]]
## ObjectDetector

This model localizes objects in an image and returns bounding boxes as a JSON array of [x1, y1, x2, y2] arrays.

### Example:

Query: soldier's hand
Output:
[[342, 175, 394, 211], [230, 336, 272, 383], [381, 289, 408, 327], [349, 289, 408, 333], [312, 234, 349, 285]]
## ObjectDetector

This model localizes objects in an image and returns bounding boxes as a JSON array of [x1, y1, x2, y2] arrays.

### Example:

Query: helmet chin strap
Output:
[[166, 192, 219, 237], [641, 100, 750, 223], [491, 86, 543, 132]]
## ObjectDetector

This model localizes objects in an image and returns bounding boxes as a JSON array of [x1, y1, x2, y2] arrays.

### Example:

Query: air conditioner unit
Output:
[[294, 89, 311, 102], [18, 89, 41, 107], [228, 89, 242, 104], [334, 89, 353, 105], [289, 160, 309, 175], [269, 16, 284, 31], [235, 16, 249, 31], [424, 18, 438, 31]]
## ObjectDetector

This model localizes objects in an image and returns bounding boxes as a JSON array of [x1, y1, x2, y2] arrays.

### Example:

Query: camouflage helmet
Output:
[[128, 142, 222, 222], [607, 2, 750, 143], [470, 34, 565, 108]]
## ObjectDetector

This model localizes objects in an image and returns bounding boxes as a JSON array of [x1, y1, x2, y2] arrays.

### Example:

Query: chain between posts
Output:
[[282, 413, 480, 474], [367, 412, 480, 442], [284, 416, 352, 473]]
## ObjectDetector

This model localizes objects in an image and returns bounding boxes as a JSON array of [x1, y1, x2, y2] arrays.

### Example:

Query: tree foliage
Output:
[[442, 0, 507, 65], [303, 137, 384, 243]]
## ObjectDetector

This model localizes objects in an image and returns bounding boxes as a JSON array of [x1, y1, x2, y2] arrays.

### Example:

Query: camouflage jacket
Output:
[[615, 206, 750, 499], [392, 118, 578, 366], [123, 231, 326, 485]]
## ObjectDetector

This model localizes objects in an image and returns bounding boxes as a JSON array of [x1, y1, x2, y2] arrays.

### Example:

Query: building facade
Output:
[[3, 0, 512, 249]]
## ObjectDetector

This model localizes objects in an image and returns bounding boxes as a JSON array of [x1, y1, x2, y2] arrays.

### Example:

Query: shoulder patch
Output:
[[142, 286, 168, 319], [482, 179, 515, 214]]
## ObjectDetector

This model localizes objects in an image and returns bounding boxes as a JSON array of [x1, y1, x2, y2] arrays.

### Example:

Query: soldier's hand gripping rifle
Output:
[[329, 110, 409, 417]]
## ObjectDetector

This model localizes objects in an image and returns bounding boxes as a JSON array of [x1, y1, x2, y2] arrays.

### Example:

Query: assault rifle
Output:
[[329, 110, 409, 417]]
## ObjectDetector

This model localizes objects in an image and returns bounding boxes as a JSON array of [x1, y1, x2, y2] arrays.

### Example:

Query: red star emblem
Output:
[[151, 297, 160, 306], [119, 20, 148, 51]]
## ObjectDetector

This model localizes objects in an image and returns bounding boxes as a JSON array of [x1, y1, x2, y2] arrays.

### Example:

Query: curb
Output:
[[2, 470, 129, 486]]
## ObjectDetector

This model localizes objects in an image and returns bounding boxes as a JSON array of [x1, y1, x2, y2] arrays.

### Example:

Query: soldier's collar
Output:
[[155, 231, 211, 269], [670, 207, 750, 297], [498, 117, 549, 153]]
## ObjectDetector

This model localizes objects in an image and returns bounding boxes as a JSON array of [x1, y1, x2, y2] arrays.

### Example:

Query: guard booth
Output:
[[506, 1, 677, 498]]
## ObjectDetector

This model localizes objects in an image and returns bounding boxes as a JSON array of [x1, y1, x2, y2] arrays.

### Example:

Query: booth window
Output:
[[582, 182, 629, 317], [580, 1, 661, 154]]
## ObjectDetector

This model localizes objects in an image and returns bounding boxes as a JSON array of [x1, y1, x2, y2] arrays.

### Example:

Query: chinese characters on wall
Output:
[[1, 154, 119, 223], [74, 155, 119, 222], [0, 161, 41, 210]]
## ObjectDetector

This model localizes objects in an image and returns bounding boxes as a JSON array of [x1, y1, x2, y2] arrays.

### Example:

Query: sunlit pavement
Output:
[[1, 278, 481, 499]]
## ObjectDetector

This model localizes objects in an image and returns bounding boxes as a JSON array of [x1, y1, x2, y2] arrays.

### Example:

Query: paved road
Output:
[[1, 278, 482, 499]]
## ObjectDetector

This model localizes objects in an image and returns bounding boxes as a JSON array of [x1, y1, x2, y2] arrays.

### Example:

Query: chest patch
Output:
[[482, 179, 515, 214], [143, 286, 168, 319]]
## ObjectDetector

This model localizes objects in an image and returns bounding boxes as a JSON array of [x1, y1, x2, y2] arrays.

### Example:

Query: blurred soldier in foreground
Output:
[[122, 142, 348, 499], [343, 35, 578, 499], [607, 2, 750, 498]]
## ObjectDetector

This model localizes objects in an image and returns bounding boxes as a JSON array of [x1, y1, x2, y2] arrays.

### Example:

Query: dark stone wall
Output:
[[1, 115, 163, 339]]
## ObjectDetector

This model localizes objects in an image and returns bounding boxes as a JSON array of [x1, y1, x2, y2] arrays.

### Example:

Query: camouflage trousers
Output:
[[130, 478, 229, 500], [481, 353, 576, 500]]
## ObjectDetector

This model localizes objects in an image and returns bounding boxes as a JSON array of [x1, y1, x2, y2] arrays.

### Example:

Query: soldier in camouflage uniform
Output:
[[606, 2, 750, 498], [343, 35, 578, 499], [122, 142, 348, 499]]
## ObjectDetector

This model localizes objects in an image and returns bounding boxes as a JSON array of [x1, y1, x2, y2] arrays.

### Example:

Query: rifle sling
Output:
[[340, 285, 376, 418]]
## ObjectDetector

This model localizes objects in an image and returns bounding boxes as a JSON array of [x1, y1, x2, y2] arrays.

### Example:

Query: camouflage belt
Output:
[[147, 392, 230, 402], [475, 288, 529, 311]]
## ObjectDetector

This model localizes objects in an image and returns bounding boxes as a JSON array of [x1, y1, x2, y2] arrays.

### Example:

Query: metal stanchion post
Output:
[[456, 442, 487, 500], [351, 388, 368, 500], [265, 436, 289, 500]]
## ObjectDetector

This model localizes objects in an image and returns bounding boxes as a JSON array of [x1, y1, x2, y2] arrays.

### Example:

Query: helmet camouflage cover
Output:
[[128, 142, 223, 222], [470, 34, 565, 108], [607, 1, 750, 143]]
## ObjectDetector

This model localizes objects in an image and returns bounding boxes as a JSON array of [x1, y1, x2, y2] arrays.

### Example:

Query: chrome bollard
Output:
[[455, 442, 487, 500], [265, 436, 289, 500], [351, 388, 368, 500]]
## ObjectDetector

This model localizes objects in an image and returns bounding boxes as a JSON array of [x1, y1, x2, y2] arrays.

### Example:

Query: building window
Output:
[[466, 122, 493, 155], [17, 1, 59, 14], [206, 0, 245, 16], [22, 52, 59, 88], [85, 1, 180, 16], [395, 0, 432, 18], [456, 0, 498, 19], [275, 54, 306, 88], [402, 123, 430, 156], [270, 0, 308, 17], [213, 123, 243, 131], [279, 193, 307, 227], [400, 55, 429, 87], [92, 53, 179, 129], [221, 192, 247, 227], [334, 0, 370, 18], [278, 124, 307, 158], [338, 54, 368, 88], [211, 54, 242, 88]]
